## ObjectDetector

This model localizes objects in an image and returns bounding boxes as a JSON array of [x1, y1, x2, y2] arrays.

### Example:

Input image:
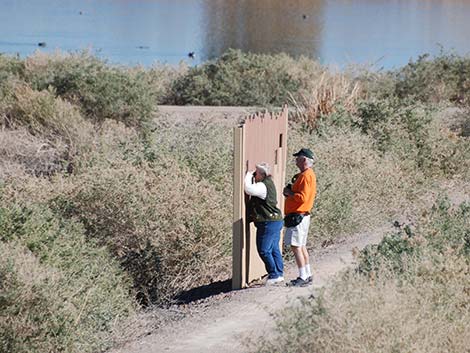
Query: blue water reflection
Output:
[[1, 0, 470, 69]]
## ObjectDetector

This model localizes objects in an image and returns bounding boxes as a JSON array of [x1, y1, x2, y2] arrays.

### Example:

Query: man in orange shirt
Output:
[[283, 148, 317, 287]]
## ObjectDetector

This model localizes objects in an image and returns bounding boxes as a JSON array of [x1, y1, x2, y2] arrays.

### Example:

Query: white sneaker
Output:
[[266, 276, 284, 285]]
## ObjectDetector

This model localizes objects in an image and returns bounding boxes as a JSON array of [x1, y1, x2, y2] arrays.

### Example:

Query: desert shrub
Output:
[[0, 128, 65, 179], [357, 230, 419, 275], [354, 98, 470, 177], [23, 51, 157, 129], [287, 124, 424, 245], [393, 51, 470, 105], [356, 68, 398, 100], [167, 49, 304, 106], [46, 159, 230, 305], [0, 203, 134, 353], [355, 98, 432, 157], [0, 54, 25, 85], [152, 117, 233, 190], [298, 96, 470, 245], [256, 200, 470, 353], [0, 80, 94, 176], [147, 62, 189, 104], [447, 108, 470, 138], [258, 255, 469, 353], [1, 115, 233, 306], [377, 193, 468, 265]]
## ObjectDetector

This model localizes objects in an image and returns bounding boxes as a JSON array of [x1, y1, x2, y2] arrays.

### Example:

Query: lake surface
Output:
[[2, 0, 470, 69]]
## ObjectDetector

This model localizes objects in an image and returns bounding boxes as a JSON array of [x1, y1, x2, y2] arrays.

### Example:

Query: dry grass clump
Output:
[[290, 71, 362, 132], [0, 128, 64, 178], [0, 80, 94, 176], [262, 256, 469, 353], [287, 124, 427, 246], [257, 200, 470, 353]]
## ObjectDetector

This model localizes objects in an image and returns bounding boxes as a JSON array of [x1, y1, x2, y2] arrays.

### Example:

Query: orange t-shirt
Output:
[[284, 168, 316, 215]]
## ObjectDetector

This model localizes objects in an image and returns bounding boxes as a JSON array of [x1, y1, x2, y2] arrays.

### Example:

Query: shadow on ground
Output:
[[174, 279, 233, 304]]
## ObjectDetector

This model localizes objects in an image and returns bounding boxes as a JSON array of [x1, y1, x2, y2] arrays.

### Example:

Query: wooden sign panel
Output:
[[232, 106, 288, 289]]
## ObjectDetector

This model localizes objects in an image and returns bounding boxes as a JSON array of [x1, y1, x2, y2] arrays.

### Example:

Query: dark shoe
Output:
[[307, 276, 312, 283], [286, 277, 309, 287]]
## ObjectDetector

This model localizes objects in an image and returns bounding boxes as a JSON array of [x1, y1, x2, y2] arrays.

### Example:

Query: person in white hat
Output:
[[283, 148, 317, 287]]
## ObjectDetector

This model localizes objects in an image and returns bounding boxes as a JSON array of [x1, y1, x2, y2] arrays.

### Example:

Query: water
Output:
[[1, 0, 470, 70]]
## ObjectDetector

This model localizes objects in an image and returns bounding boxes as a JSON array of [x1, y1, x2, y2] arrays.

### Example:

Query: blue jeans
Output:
[[254, 220, 284, 279]]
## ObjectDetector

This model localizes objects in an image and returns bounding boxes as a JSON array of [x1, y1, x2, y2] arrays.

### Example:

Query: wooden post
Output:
[[232, 125, 245, 289]]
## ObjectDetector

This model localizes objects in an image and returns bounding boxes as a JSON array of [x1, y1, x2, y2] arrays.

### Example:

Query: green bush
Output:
[[357, 197, 470, 276], [393, 52, 470, 105], [24, 51, 157, 129], [0, 54, 25, 85], [167, 49, 303, 106], [355, 98, 432, 157], [0, 203, 134, 353], [357, 231, 419, 275], [352, 97, 470, 177]]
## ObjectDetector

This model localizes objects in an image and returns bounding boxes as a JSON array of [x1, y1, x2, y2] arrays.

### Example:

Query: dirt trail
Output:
[[111, 226, 390, 353]]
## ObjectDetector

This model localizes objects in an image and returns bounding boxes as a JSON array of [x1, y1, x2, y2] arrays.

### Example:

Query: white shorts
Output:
[[284, 215, 311, 247]]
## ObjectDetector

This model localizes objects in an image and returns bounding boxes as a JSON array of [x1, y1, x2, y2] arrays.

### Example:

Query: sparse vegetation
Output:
[[256, 199, 470, 353], [1, 50, 470, 352]]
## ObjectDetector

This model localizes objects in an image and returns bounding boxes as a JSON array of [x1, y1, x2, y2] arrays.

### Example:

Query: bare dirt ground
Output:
[[157, 105, 258, 125]]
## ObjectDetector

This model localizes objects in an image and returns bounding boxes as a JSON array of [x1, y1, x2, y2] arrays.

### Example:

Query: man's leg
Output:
[[270, 221, 284, 278], [302, 245, 312, 281], [291, 245, 308, 280], [256, 223, 277, 279]]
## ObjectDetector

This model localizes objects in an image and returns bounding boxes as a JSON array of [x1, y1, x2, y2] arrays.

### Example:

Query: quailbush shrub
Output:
[[47, 158, 230, 305], [0, 203, 134, 353], [152, 118, 233, 191], [167, 49, 303, 106], [0, 79, 94, 176], [357, 197, 470, 277], [394, 52, 470, 105], [23, 51, 157, 129], [0, 54, 25, 86]]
